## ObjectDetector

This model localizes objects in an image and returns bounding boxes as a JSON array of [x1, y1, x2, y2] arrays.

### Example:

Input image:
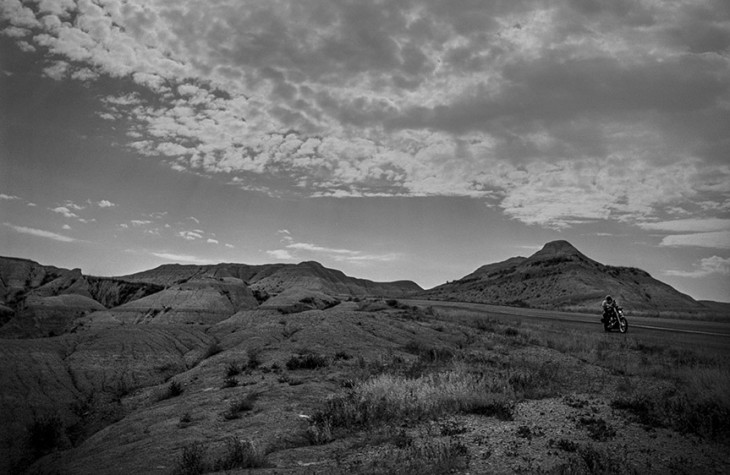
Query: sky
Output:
[[1, 0, 729, 302]]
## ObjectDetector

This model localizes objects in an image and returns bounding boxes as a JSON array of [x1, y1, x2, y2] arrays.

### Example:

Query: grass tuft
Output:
[[172, 441, 207, 475], [213, 437, 267, 470], [222, 393, 258, 420], [158, 380, 183, 401], [286, 352, 329, 370], [225, 362, 241, 377]]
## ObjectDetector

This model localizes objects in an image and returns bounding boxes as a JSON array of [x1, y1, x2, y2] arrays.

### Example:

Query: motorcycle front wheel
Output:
[[618, 317, 628, 333]]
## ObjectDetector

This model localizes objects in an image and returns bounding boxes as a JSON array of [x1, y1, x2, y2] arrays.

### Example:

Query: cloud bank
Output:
[[2, 0, 729, 231]]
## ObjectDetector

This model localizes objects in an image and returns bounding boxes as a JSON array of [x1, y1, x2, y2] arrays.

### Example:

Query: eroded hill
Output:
[[0, 257, 423, 338], [422, 240, 715, 317]]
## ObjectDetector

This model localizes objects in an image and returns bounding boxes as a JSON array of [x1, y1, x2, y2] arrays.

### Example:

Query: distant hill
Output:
[[119, 261, 421, 300], [0, 256, 422, 337], [422, 241, 721, 318]]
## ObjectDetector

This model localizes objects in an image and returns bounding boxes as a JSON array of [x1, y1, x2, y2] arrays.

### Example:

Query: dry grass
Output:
[[309, 366, 515, 438], [428, 306, 730, 443], [351, 436, 470, 474]]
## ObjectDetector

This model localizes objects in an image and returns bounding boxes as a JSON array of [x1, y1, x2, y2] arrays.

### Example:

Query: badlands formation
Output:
[[0, 243, 728, 474]]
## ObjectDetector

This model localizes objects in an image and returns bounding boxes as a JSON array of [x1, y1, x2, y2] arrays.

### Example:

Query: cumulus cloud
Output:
[[97, 200, 116, 208], [2, 0, 729, 229], [267, 249, 295, 260], [0, 193, 21, 200], [660, 231, 730, 250], [51, 206, 79, 219], [178, 230, 203, 241], [4, 222, 77, 242], [666, 256, 730, 278]]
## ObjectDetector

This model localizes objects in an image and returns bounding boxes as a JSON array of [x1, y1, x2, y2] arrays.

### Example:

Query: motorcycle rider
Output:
[[601, 295, 619, 324]]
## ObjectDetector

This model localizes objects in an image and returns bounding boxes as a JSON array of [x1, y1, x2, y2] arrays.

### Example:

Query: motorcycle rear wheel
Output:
[[618, 317, 628, 333]]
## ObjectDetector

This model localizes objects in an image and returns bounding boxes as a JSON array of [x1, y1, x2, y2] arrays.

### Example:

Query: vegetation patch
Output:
[[508, 360, 563, 400], [158, 380, 183, 401], [612, 390, 730, 441], [353, 437, 470, 474], [246, 347, 262, 369], [286, 352, 329, 370], [403, 340, 456, 364], [172, 441, 207, 475], [577, 416, 616, 442], [225, 362, 241, 377], [549, 438, 579, 452], [213, 437, 268, 470], [222, 393, 258, 420], [310, 369, 513, 434], [464, 398, 514, 421]]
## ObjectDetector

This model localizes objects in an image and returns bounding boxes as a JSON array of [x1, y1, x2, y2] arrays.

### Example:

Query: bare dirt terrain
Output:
[[3, 299, 728, 474], [2, 251, 728, 474]]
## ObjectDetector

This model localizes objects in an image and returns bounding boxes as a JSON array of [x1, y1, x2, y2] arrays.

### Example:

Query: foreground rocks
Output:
[[2, 302, 728, 474]]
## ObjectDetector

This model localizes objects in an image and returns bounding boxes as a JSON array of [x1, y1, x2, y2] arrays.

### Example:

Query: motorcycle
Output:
[[603, 307, 628, 333]]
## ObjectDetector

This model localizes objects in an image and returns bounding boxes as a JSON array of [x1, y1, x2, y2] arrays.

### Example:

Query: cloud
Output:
[[267, 249, 295, 260], [3, 0, 729, 230], [270, 231, 400, 264], [62, 224, 71, 230], [207, 238, 219, 244], [150, 252, 215, 265], [666, 256, 730, 278], [642, 217, 730, 250], [0, 193, 21, 200], [286, 242, 360, 256], [639, 218, 730, 233], [4, 222, 77, 242], [660, 231, 730, 249], [178, 230, 203, 241], [63, 201, 85, 210], [97, 200, 116, 208], [130, 220, 152, 226], [51, 206, 79, 219]]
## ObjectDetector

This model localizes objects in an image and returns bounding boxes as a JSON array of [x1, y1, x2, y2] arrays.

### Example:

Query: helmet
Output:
[[606, 295, 613, 302]]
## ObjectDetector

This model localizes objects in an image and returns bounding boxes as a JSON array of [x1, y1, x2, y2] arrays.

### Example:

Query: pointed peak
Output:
[[531, 240, 584, 259]]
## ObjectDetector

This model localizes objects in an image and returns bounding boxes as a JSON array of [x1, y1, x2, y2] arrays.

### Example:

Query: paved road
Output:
[[402, 299, 730, 357]]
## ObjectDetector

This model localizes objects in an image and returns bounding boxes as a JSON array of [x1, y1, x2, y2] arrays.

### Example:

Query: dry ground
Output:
[[5, 300, 729, 474]]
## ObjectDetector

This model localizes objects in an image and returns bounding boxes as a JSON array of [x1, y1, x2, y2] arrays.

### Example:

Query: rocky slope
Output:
[[0, 258, 163, 338], [0, 257, 422, 338], [423, 240, 712, 317], [0, 325, 214, 474], [120, 261, 422, 299], [78, 277, 260, 328]]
